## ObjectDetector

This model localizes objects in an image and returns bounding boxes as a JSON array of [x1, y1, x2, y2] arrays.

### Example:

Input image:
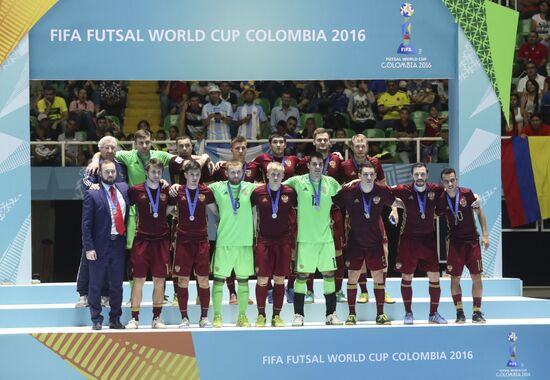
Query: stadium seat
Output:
[[335, 112, 351, 128], [519, 19, 531, 35], [363, 129, 385, 139], [300, 113, 324, 130], [274, 97, 298, 108], [30, 116, 38, 130], [439, 144, 449, 162], [343, 128, 355, 138], [105, 116, 121, 130], [411, 110, 429, 127], [163, 114, 180, 133], [442, 123, 449, 133]]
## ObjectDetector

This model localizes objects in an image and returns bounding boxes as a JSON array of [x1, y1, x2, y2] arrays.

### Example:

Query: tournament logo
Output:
[[350, 171, 356, 176], [395, 262, 402, 270], [246, 169, 252, 177], [199, 194, 206, 202], [460, 197, 468, 207], [262, 197, 269, 203], [281, 194, 289, 203], [174, 265, 180, 273], [397, 3, 418, 55], [285, 159, 292, 167], [495, 332, 531, 377], [160, 193, 167, 201], [329, 161, 337, 168], [446, 264, 453, 273], [428, 191, 435, 200], [373, 196, 381, 204]]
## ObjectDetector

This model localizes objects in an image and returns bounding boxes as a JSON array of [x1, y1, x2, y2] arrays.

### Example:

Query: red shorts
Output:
[[331, 207, 344, 252], [346, 244, 387, 271], [254, 238, 292, 277], [173, 238, 210, 277], [395, 235, 439, 274], [446, 239, 483, 276], [131, 237, 171, 278]]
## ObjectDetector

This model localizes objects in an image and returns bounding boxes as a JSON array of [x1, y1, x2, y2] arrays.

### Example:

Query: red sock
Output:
[[374, 283, 385, 315], [401, 279, 413, 313], [198, 286, 210, 318], [452, 293, 463, 309], [335, 255, 345, 292], [267, 280, 273, 291], [153, 306, 162, 319], [287, 273, 296, 289], [347, 284, 357, 315], [307, 274, 314, 292], [256, 284, 268, 316], [273, 284, 285, 316], [226, 273, 236, 295], [131, 309, 139, 321], [358, 272, 368, 293], [177, 286, 189, 318], [473, 297, 482, 311], [429, 281, 441, 315], [172, 278, 179, 295]]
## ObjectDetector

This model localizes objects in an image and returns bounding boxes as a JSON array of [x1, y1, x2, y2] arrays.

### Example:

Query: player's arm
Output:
[[282, 176, 298, 190], [207, 203, 219, 217], [475, 206, 490, 250], [81, 191, 96, 259]]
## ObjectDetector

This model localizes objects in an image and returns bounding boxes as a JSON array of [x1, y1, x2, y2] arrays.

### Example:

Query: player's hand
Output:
[[89, 183, 100, 191], [86, 161, 100, 176], [472, 193, 481, 209], [214, 161, 226, 171], [86, 250, 97, 260], [169, 184, 181, 197], [334, 152, 344, 160], [207, 161, 215, 175], [389, 208, 399, 225], [160, 179, 169, 189], [481, 235, 490, 250], [343, 179, 360, 188]]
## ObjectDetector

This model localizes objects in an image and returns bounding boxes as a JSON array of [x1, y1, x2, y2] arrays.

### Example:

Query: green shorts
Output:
[[296, 242, 336, 274], [212, 246, 254, 278]]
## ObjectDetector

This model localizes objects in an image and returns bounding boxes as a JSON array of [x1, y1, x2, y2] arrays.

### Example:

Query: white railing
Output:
[[30, 137, 446, 166]]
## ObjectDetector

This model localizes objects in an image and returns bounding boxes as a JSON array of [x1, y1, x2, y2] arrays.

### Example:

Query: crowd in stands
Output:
[[30, 79, 450, 166]]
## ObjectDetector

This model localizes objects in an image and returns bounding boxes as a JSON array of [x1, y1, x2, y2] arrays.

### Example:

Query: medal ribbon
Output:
[[446, 188, 460, 226], [185, 186, 199, 220], [145, 183, 160, 217], [227, 181, 242, 215], [309, 175, 322, 209]]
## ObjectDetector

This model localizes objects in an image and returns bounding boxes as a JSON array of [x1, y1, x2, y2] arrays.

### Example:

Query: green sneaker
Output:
[[336, 289, 347, 303], [213, 314, 223, 328], [271, 315, 285, 327], [255, 314, 266, 327], [237, 314, 251, 327], [376, 313, 391, 325], [172, 294, 178, 307], [345, 314, 357, 325], [199, 317, 212, 328]]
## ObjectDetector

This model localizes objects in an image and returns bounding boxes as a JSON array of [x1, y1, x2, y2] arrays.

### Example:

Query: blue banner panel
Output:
[[29, 0, 457, 80]]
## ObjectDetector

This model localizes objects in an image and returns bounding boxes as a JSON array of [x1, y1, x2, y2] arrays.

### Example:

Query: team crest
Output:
[[408, 195, 414, 200], [262, 197, 269, 203], [199, 194, 206, 202], [182, 195, 187, 201], [285, 159, 292, 167], [460, 197, 467, 207], [350, 171, 356, 176], [428, 191, 435, 200], [446, 265, 453, 272], [373, 196, 381, 204], [395, 262, 402, 270], [139, 194, 147, 200], [246, 169, 252, 177], [160, 193, 167, 201], [322, 187, 327, 194], [281, 195, 289, 203], [174, 265, 181, 272], [329, 161, 336, 168]]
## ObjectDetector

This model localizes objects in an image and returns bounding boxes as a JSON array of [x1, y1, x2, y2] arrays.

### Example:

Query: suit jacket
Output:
[[82, 182, 130, 256]]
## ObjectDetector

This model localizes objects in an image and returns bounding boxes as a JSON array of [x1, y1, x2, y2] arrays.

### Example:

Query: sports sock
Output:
[[401, 279, 413, 313], [177, 286, 189, 318], [198, 286, 210, 318], [295, 277, 307, 295], [226, 273, 236, 295], [428, 281, 441, 315], [237, 279, 249, 315], [358, 272, 368, 294], [131, 307, 139, 321], [473, 297, 482, 312], [212, 279, 224, 315], [273, 283, 285, 316], [294, 292, 305, 316], [325, 293, 337, 316], [172, 277, 178, 295], [152, 304, 162, 319], [256, 283, 268, 316], [374, 282, 385, 315], [452, 293, 463, 310], [347, 283, 357, 315], [323, 276, 336, 295], [335, 255, 345, 292]]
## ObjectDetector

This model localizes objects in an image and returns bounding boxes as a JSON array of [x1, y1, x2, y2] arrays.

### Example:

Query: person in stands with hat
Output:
[[233, 85, 268, 140], [201, 84, 233, 148]]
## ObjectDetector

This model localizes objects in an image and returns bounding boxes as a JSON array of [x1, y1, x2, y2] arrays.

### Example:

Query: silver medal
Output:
[[189, 215, 195, 221], [421, 214, 425, 220], [153, 212, 158, 218], [365, 213, 370, 219], [272, 213, 277, 219]]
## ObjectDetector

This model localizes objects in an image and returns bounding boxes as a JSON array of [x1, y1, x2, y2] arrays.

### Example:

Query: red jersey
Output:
[[334, 183, 395, 248], [213, 161, 260, 182], [251, 184, 296, 240], [174, 184, 215, 242], [297, 152, 341, 181], [436, 187, 479, 241], [129, 183, 176, 240], [169, 155, 211, 185], [339, 157, 385, 183], [252, 153, 300, 181], [518, 43, 549, 67], [391, 182, 445, 237], [423, 116, 444, 146], [522, 124, 550, 136]]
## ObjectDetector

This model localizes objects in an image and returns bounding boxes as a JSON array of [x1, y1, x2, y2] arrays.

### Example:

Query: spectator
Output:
[[327, 81, 349, 113], [36, 86, 68, 133], [276, 120, 287, 136], [219, 81, 238, 112], [521, 0, 541, 19], [32, 114, 60, 166], [298, 116, 317, 156], [531, 1, 550, 48], [518, 32, 548, 76], [234, 85, 268, 140], [378, 80, 411, 128], [521, 112, 550, 136], [201, 85, 233, 147], [98, 81, 124, 120], [69, 88, 96, 135], [58, 119, 85, 166], [167, 126, 178, 154], [331, 129, 348, 156], [260, 81, 299, 106], [421, 105, 447, 163], [298, 80, 329, 113], [506, 93, 527, 136], [270, 91, 301, 132], [137, 119, 151, 132], [407, 80, 436, 111], [282, 119, 301, 156], [180, 92, 205, 140], [189, 81, 210, 97], [519, 63, 546, 96], [347, 80, 376, 131], [153, 130, 168, 151], [393, 108, 417, 163], [367, 80, 387, 96], [520, 78, 541, 117], [160, 81, 188, 120]]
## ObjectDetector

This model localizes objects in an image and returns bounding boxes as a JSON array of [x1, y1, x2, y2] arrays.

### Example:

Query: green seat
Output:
[[519, 19, 531, 34], [438, 144, 449, 162], [343, 128, 355, 138], [335, 112, 350, 128], [163, 115, 180, 133], [416, 124, 425, 137], [411, 111, 428, 128], [30, 116, 38, 130], [300, 113, 324, 130], [439, 111, 448, 118], [442, 123, 449, 133], [274, 97, 298, 107], [363, 129, 386, 139], [105, 115, 120, 127]]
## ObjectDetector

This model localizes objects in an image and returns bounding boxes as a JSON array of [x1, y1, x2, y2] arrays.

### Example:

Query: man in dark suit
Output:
[[82, 159, 129, 330]]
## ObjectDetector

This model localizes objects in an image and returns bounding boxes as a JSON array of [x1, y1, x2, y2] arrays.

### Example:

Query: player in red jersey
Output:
[[295, 128, 346, 304], [172, 160, 216, 328], [212, 136, 257, 305], [339, 134, 395, 305], [389, 163, 447, 325], [251, 162, 296, 327], [126, 159, 177, 329], [334, 162, 394, 325], [167, 135, 212, 306], [437, 168, 489, 324]]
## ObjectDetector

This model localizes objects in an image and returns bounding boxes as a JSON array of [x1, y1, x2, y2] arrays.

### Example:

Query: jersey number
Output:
[[312, 195, 317, 207]]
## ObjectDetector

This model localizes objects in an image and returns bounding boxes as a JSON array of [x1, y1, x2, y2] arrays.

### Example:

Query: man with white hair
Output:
[[76, 136, 127, 308], [202, 85, 233, 147]]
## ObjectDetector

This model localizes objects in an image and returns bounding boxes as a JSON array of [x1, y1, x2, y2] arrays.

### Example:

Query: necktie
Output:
[[109, 186, 125, 235]]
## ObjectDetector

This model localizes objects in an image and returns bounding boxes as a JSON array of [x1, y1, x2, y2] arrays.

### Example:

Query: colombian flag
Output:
[[502, 137, 550, 227]]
